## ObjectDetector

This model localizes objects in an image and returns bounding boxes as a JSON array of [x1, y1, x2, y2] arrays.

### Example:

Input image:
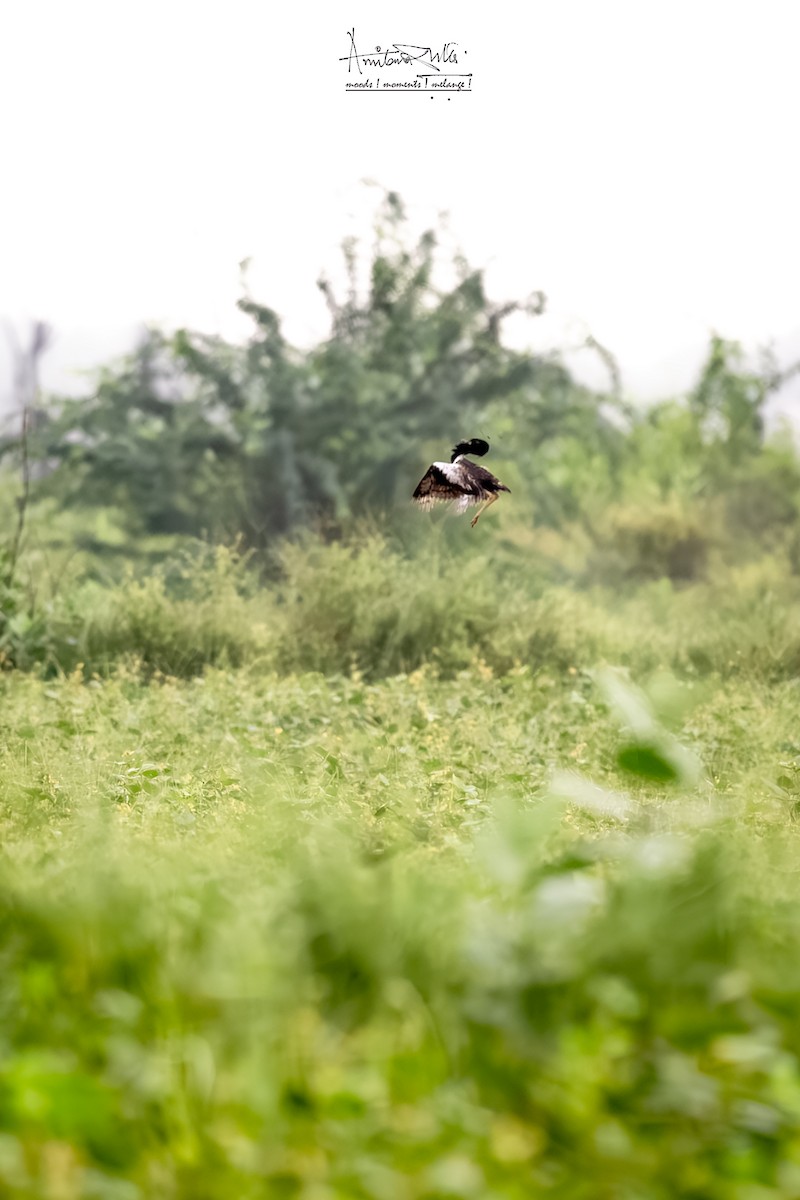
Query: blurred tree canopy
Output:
[[3, 189, 800, 559], [4, 192, 623, 545]]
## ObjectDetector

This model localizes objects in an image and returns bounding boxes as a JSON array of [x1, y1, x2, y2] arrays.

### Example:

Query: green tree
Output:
[[24, 191, 619, 545], [690, 335, 775, 473]]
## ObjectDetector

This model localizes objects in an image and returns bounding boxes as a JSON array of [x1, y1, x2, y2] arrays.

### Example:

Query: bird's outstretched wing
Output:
[[412, 463, 480, 512]]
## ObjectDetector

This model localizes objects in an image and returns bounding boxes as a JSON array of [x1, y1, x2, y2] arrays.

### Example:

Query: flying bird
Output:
[[412, 438, 510, 528]]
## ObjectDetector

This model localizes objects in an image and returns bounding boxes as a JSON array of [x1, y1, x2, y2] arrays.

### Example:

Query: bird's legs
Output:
[[470, 493, 498, 528]]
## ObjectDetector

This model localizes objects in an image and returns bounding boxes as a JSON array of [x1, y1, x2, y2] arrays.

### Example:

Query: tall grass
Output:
[[4, 526, 800, 684], [1, 664, 800, 1196]]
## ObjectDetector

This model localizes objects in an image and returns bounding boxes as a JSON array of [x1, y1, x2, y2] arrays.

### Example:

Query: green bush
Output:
[[0, 547, 62, 673], [675, 561, 800, 681], [270, 533, 615, 679], [589, 501, 710, 584], [271, 533, 499, 677], [60, 543, 271, 678], [6, 523, 800, 687]]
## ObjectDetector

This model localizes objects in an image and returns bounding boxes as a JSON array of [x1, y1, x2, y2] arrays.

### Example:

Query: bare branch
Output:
[[584, 333, 623, 401], [4, 319, 51, 585]]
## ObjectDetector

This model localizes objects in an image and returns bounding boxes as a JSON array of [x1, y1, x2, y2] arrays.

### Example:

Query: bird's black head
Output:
[[451, 437, 490, 462]]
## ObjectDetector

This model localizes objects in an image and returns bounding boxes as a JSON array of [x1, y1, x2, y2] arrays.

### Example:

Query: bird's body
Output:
[[412, 438, 510, 527]]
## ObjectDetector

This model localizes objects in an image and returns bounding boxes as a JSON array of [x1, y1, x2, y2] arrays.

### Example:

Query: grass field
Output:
[[4, 189, 800, 1195], [4, 571, 800, 1199]]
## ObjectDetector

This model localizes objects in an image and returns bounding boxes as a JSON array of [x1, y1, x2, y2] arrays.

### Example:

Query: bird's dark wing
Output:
[[413, 460, 511, 513], [461, 462, 511, 495], [412, 463, 472, 510]]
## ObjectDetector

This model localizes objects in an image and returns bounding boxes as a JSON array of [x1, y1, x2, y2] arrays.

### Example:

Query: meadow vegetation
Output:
[[2, 193, 800, 1196]]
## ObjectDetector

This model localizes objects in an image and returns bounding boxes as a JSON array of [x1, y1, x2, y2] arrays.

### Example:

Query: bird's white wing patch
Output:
[[413, 460, 482, 512], [434, 461, 480, 509], [431, 461, 461, 484]]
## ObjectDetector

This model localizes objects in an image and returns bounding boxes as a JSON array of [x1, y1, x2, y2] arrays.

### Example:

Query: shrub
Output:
[[64, 543, 271, 678], [271, 534, 501, 678], [589, 501, 710, 584]]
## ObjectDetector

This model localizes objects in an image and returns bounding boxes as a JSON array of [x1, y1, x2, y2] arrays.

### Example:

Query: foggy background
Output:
[[2, 0, 798, 416]]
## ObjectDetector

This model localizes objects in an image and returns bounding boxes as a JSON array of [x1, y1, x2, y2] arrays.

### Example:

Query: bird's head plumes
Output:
[[451, 437, 490, 461]]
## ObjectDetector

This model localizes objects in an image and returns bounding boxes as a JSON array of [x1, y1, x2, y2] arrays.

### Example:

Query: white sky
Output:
[[1, 0, 799, 411]]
